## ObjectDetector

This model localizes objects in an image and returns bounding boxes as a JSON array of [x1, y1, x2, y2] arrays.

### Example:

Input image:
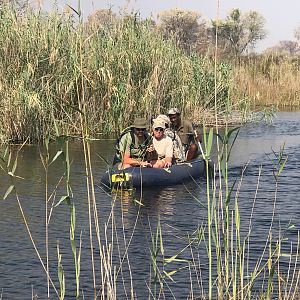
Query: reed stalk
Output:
[[2, 105, 300, 299], [2, 4, 300, 300], [0, 5, 231, 143], [40, 137, 50, 298], [232, 54, 300, 109]]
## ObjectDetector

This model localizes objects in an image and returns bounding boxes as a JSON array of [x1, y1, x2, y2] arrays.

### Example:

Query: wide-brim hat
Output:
[[167, 107, 180, 115], [131, 117, 147, 129]]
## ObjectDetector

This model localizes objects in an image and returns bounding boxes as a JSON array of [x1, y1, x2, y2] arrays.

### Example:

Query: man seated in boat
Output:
[[114, 117, 153, 170], [167, 107, 199, 161], [148, 120, 174, 168], [152, 114, 185, 163]]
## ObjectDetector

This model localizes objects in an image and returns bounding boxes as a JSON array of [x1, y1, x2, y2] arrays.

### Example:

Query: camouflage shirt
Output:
[[165, 128, 185, 162], [115, 131, 150, 162]]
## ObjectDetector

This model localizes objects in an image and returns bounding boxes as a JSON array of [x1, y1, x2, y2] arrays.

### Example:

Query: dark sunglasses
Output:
[[154, 127, 164, 132], [135, 128, 146, 131]]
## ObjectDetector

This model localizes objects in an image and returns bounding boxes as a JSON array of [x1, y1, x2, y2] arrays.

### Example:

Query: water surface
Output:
[[0, 112, 300, 299]]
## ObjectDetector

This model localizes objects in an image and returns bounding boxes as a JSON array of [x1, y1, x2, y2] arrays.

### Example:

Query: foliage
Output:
[[85, 8, 117, 31], [157, 8, 208, 54], [0, 0, 29, 10], [212, 8, 267, 57], [278, 41, 299, 55], [265, 40, 299, 56]]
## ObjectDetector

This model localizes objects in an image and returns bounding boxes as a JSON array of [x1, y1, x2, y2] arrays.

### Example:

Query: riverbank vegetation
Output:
[[232, 54, 300, 109], [1, 4, 300, 144], [0, 5, 231, 143]]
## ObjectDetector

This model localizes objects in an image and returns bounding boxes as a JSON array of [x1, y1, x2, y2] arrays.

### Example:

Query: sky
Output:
[[41, 0, 300, 52]]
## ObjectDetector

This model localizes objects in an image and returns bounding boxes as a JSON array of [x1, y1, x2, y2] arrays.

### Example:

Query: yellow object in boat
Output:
[[111, 173, 129, 183]]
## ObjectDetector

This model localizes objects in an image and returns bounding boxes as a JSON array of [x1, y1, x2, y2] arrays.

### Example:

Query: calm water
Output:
[[0, 112, 300, 299]]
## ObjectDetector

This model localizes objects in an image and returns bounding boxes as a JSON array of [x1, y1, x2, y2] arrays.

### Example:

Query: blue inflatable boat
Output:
[[100, 158, 210, 189]]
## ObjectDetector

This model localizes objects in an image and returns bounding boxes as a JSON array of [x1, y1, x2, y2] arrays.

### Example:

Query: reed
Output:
[[2, 5, 300, 300], [232, 54, 300, 109], [2, 111, 300, 299], [0, 5, 231, 143], [144, 128, 297, 299]]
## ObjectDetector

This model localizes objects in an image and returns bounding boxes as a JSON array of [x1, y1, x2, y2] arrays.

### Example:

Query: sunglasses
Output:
[[154, 127, 164, 132], [135, 128, 146, 131]]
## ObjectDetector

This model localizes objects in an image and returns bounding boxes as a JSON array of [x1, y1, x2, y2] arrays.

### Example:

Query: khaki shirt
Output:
[[171, 119, 195, 146]]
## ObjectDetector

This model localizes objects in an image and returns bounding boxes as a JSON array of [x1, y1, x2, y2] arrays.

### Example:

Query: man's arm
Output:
[[163, 137, 174, 167], [184, 122, 201, 144], [122, 153, 151, 167]]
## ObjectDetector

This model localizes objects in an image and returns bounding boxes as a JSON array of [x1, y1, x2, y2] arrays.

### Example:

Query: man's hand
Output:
[[141, 161, 152, 167], [164, 161, 172, 168], [147, 144, 155, 152], [146, 144, 158, 161], [194, 130, 202, 143]]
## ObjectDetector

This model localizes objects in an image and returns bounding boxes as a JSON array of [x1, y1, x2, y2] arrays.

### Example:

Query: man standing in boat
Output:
[[167, 108, 199, 161], [114, 117, 153, 170]]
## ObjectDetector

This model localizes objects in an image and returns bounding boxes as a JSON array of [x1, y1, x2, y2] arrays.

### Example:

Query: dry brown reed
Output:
[[232, 54, 300, 109]]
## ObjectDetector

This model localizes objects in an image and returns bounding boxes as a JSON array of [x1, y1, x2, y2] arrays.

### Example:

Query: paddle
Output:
[[193, 129, 205, 159], [186, 129, 207, 159]]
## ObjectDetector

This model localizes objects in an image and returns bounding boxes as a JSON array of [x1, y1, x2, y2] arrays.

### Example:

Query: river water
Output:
[[0, 112, 300, 299]]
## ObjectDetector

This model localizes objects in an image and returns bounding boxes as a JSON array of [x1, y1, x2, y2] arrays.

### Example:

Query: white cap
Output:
[[167, 107, 180, 115], [152, 120, 166, 130], [153, 114, 170, 126]]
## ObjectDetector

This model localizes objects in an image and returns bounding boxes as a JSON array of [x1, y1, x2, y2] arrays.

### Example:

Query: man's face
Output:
[[153, 127, 164, 139], [168, 114, 180, 126], [134, 128, 146, 138]]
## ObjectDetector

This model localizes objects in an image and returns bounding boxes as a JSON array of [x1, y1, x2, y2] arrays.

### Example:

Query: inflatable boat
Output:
[[100, 158, 210, 189]]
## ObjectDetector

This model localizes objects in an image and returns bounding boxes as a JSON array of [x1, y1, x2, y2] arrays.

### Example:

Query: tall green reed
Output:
[[144, 127, 296, 299], [2, 4, 300, 300], [0, 5, 231, 143], [53, 136, 82, 299], [1, 142, 60, 298]]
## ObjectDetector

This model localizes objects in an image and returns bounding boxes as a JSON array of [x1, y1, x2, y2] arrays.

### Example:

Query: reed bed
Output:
[[232, 54, 300, 109], [0, 6, 231, 143]]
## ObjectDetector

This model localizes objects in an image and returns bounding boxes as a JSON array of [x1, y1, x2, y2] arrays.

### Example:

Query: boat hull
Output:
[[100, 158, 208, 189]]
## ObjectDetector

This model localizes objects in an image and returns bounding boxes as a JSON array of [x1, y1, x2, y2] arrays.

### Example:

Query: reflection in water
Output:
[[139, 187, 177, 216], [0, 112, 300, 298]]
